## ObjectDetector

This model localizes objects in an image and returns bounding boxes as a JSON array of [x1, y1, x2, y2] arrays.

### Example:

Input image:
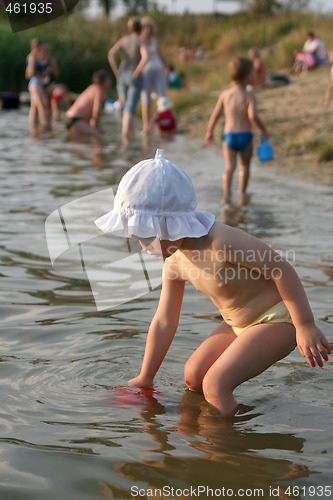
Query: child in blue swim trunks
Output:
[[205, 56, 268, 204]]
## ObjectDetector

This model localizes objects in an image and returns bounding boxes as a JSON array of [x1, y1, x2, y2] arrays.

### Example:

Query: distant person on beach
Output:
[[303, 31, 328, 66], [94, 149, 330, 416], [324, 50, 333, 106], [248, 48, 268, 87], [132, 16, 167, 136], [64, 70, 111, 136], [165, 65, 183, 89], [205, 56, 268, 204], [293, 31, 328, 73], [248, 48, 290, 88], [108, 16, 143, 145]]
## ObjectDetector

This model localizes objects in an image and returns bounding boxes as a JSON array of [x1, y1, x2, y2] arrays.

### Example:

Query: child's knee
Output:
[[202, 369, 233, 402], [184, 360, 203, 393], [202, 372, 217, 402]]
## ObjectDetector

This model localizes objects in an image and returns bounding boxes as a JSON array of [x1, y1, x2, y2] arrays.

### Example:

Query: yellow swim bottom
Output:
[[231, 300, 293, 336]]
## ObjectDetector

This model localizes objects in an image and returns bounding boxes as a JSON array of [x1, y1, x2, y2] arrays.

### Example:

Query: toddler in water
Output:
[[205, 56, 268, 204], [153, 96, 177, 133], [95, 150, 330, 416]]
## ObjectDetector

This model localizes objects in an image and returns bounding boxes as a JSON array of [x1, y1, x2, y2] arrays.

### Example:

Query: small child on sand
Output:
[[325, 50, 333, 106], [64, 70, 111, 136], [95, 149, 330, 416], [205, 56, 268, 204]]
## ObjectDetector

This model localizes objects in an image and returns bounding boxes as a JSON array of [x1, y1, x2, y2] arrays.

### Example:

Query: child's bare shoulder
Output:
[[210, 221, 249, 251], [163, 251, 185, 281]]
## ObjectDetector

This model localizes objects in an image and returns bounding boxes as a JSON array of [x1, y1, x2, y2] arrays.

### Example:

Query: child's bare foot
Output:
[[237, 192, 251, 206], [220, 195, 231, 206]]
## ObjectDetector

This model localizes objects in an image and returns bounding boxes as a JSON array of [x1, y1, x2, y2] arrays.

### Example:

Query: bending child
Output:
[[205, 56, 268, 204], [64, 70, 111, 136], [95, 150, 330, 417]]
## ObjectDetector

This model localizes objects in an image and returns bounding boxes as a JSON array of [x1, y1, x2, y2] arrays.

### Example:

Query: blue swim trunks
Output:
[[223, 131, 253, 152]]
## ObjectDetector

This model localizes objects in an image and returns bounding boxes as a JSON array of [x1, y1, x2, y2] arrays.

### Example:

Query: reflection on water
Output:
[[0, 108, 332, 500], [100, 392, 308, 499]]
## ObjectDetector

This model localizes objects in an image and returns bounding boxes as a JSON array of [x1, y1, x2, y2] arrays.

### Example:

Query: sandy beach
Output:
[[180, 65, 333, 185]]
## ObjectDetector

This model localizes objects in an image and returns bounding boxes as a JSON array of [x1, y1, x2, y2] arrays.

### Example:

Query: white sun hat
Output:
[[94, 149, 215, 241]]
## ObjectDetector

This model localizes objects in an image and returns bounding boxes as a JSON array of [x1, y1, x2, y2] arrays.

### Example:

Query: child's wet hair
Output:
[[228, 56, 254, 83], [92, 70, 110, 85]]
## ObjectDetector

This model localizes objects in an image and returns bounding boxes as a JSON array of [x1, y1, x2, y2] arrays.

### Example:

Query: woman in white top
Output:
[[133, 17, 167, 135], [303, 31, 328, 66]]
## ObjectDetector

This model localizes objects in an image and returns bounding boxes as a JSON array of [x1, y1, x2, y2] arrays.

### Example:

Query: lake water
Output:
[[0, 107, 332, 500]]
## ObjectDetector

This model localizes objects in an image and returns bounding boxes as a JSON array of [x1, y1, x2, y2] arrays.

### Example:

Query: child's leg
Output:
[[29, 98, 38, 127], [222, 142, 237, 203], [141, 103, 152, 135], [29, 83, 48, 127], [238, 141, 253, 194], [122, 111, 134, 145], [202, 322, 296, 416], [184, 321, 237, 392], [141, 74, 153, 135]]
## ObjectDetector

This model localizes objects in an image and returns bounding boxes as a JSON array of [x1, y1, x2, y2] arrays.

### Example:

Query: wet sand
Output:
[[179, 65, 333, 185]]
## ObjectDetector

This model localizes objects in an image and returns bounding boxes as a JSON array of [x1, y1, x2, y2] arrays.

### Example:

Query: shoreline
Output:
[[178, 66, 333, 186]]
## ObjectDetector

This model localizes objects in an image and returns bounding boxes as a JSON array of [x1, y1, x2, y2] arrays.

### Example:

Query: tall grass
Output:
[[0, 9, 332, 93]]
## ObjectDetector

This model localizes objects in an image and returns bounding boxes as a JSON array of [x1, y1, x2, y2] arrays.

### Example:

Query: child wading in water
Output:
[[95, 150, 330, 416], [205, 56, 268, 204]]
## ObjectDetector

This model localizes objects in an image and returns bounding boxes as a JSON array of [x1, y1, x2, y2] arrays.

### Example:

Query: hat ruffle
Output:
[[95, 208, 215, 241]]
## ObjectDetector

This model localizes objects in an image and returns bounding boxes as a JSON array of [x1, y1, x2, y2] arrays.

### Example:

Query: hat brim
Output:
[[95, 209, 215, 241]]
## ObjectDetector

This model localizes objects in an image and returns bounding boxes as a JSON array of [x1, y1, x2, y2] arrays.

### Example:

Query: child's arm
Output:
[[205, 93, 224, 146], [90, 88, 104, 132], [219, 225, 330, 368], [129, 261, 185, 387], [25, 53, 36, 80], [248, 95, 268, 138], [108, 39, 123, 80], [132, 44, 149, 80]]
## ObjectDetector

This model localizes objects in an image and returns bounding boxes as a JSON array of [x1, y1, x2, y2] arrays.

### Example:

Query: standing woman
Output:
[[37, 41, 59, 112], [26, 40, 58, 128], [108, 17, 143, 145], [26, 39, 48, 128], [133, 16, 167, 135]]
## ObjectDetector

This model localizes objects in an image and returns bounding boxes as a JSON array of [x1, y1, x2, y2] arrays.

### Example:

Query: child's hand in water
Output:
[[128, 374, 153, 388], [296, 323, 331, 367]]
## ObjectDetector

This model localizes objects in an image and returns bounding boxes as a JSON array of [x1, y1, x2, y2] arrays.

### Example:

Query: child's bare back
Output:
[[220, 85, 253, 133], [65, 70, 111, 136], [166, 221, 282, 328], [67, 84, 102, 121]]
